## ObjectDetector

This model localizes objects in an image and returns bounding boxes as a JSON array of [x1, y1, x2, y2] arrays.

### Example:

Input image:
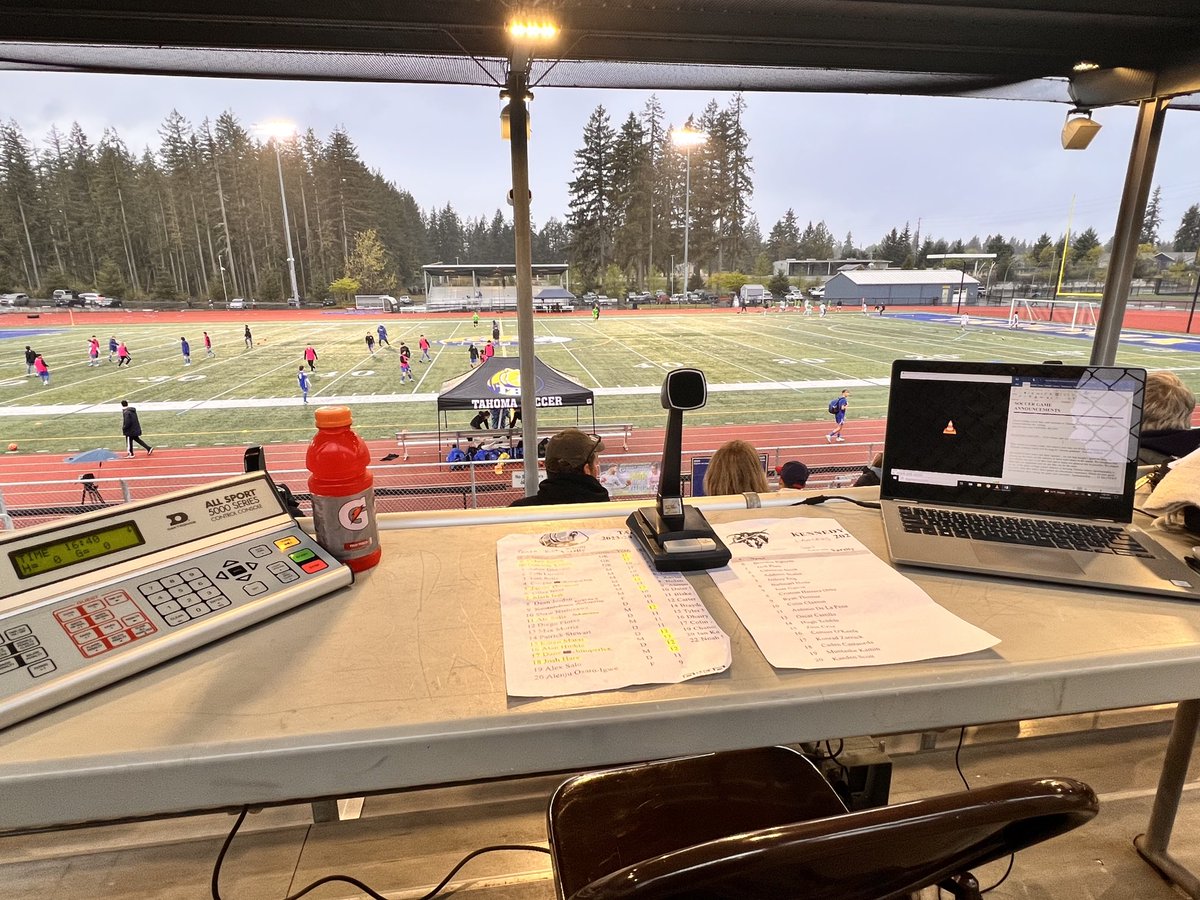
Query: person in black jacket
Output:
[[120, 400, 154, 458], [510, 429, 610, 507], [1140, 371, 1200, 465]]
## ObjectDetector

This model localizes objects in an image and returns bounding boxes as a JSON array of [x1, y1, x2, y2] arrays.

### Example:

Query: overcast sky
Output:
[[5, 70, 1200, 250]]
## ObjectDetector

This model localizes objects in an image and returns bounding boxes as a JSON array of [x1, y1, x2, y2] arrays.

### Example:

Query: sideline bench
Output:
[[396, 423, 634, 459]]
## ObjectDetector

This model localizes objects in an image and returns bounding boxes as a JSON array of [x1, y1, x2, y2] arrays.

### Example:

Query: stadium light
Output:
[[257, 121, 301, 304], [670, 128, 708, 297]]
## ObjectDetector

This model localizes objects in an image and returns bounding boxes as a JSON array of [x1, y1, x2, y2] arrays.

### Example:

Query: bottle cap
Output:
[[314, 406, 352, 428]]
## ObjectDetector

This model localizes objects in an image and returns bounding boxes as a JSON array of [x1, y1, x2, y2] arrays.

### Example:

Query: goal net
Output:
[[1010, 298, 1099, 331]]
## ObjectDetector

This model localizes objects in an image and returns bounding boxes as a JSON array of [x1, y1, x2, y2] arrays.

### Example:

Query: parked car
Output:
[[321, 298, 338, 307], [0, 292, 31, 306], [396, 295, 414, 306], [52, 289, 75, 303], [228, 298, 245, 309], [79, 292, 102, 306], [95, 297, 123, 307], [809, 286, 826, 298]]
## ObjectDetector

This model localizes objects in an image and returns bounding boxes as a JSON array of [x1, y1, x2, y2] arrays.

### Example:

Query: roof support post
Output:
[[506, 68, 540, 494], [1090, 96, 1169, 365]]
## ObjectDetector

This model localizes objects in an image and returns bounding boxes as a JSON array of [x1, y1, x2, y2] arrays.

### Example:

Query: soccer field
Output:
[[2, 308, 1198, 454]]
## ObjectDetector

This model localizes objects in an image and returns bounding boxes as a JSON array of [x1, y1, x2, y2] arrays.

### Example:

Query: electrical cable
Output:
[[950, 726, 1017, 895], [211, 805, 550, 900], [790, 494, 881, 509]]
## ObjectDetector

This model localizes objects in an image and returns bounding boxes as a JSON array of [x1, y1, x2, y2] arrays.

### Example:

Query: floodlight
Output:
[[1062, 109, 1101, 150]]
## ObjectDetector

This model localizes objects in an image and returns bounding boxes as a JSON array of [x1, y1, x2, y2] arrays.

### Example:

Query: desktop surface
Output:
[[3, 494, 1200, 832]]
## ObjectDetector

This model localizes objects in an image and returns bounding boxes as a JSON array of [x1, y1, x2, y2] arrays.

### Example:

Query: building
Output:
[[823, 269, 981, 305], [772, 257, 889, 278]]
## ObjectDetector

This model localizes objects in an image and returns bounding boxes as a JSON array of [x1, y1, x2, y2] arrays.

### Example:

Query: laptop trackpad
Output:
[[971, 543, 1086, 575]]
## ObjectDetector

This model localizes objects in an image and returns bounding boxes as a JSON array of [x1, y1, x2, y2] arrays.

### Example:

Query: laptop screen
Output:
[[880, 361, 1145, 521]]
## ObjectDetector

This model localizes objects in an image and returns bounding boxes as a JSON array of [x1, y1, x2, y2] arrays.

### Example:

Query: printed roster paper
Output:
[[710, 518, 999, 668], [497, 528, 731, 697]]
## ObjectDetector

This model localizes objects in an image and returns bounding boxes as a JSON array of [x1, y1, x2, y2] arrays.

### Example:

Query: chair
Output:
[[79, 472, 103, 504], [547, 746, 1097, 900]]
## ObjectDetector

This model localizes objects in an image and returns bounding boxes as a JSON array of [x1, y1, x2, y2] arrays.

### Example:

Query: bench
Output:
[[455, 423, 632, 452]]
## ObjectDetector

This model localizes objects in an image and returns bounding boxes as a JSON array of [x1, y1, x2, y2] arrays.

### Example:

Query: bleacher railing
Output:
[[0, 442, 879, 529]]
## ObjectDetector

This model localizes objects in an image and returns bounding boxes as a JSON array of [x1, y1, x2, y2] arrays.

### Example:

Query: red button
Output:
[[301, 559, 328, 574]]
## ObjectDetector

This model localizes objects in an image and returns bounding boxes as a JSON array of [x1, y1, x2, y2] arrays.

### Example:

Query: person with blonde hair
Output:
[[1140, 371, 1200, 464], [704, 440, 769, 496]]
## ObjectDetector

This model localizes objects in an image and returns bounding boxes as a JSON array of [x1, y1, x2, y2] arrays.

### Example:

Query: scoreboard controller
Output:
[[0, 471, 352, 730]]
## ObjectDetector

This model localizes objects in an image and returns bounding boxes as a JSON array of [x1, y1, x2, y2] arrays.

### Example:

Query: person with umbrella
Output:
[[121, 400, 154, 457]]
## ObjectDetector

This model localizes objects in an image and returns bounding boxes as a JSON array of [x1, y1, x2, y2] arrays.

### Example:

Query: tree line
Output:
[[2, 97, 1198, 301], [0, 113, 568, 301]]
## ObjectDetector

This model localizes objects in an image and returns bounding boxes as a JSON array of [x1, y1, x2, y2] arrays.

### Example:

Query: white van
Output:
[[228, 298, 245, 309]]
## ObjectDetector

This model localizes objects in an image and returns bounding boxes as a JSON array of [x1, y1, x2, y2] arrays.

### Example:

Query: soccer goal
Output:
[[1010, 298, 1100, 331]]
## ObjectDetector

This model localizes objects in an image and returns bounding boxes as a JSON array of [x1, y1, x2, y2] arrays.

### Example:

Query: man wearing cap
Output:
[[777, 460, 810, 491], [510, 428, 610, 506]]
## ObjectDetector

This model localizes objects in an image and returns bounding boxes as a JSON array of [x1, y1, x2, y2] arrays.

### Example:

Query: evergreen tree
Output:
[[1174, 204, 1200, 252], [1071, 227, 1101, 262], [1140, 185, 1162, 247], [567, 105, 617, 289], [610, 112, 653, 286], [766, 209, 800, 261]]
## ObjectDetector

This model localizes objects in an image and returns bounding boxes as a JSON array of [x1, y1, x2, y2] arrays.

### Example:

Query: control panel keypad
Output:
[[139, 567, 235, 628], [54, 589, 160, 659]]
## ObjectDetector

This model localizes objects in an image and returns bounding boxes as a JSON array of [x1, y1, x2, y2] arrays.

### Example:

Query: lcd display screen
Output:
[[9, 521, 146, 579]]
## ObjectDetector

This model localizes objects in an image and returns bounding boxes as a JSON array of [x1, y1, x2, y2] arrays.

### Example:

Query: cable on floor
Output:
[[211, 805, 550, 900]]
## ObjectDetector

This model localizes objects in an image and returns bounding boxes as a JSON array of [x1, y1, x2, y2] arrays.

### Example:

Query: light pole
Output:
[[670, 127, 708, 298], [260, 122, 301, 304], [218, 263, 228, 303]]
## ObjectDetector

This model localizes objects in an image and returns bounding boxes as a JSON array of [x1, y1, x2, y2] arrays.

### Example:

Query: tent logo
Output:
[[487, 368, 544, 397]]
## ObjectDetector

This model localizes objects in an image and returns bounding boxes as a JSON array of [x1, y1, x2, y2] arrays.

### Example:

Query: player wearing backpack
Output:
[[826, 390, 850, 443]]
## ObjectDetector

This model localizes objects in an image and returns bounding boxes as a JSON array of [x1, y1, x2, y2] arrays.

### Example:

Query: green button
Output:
[[289, 548, 316, 564]]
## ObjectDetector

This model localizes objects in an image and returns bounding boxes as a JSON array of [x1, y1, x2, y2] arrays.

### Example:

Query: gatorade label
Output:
[[311, 491, 380, 559]]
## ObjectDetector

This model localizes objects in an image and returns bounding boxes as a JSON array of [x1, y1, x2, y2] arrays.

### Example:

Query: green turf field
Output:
[[2, 310, 1196, 453]]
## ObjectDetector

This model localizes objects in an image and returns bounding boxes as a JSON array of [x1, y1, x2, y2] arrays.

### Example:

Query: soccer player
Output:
[[419, 334, 432, 362], [365, 333, 376, 354], [399, 347, 413, 383], [473, 310, 479, 328], [826, 390, 850, 443], [377, 323, 390, 347], [180, 336, 191, 365], [303, 345, 318, 370], [108, 335, 118, 362], [244, 325, 253, 349], [960, 312, 970, 330], [204, 331, 215, 357], [297, 367, 310, 404], [1009, 311, 1020, 329], [116, 341, 132, 367], [87, 335, 100, 366]]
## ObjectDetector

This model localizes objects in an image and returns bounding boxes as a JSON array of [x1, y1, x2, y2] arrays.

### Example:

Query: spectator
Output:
[[469, 409, 491, 430], [854, 452, 884, 487], [778, 460, 810, 491], [510, 429, 609, 507], [1140, 371, 1200, 465], [704, 440, 769, 496]]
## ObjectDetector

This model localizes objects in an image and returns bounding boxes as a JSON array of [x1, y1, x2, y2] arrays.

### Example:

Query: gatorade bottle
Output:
[[306, 406, 381, 572]]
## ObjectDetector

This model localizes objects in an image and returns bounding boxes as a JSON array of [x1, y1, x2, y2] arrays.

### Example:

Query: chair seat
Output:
[[547, 746, 1097, 900]]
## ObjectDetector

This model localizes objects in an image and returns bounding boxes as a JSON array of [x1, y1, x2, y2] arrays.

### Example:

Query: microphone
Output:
[[627, 369, 731, 571]]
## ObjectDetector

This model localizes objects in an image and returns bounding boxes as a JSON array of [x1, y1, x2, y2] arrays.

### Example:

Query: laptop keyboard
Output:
[[898, 506, 1153, 557]]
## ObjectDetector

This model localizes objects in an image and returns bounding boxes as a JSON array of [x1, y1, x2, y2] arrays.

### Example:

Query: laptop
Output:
[[879, 360, 1200, 599]]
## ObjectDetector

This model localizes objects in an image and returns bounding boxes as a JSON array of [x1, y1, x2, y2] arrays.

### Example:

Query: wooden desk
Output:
[[3, 498, 1200, 839]]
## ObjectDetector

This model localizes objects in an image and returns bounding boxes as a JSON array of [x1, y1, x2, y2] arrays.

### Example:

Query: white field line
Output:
[[0, 377, 892, 416], [542, 320, 603, 387]]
